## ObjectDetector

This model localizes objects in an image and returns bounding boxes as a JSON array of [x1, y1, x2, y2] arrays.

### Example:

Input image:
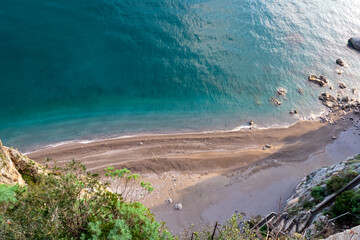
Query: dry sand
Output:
[[28, 111, 360, 234]]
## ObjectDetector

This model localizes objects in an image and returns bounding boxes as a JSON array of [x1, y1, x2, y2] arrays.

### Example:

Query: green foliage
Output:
[[330, 190, 360, 226], [302, 200, 315, 210], [0, 160, 172, 240], [326, 170, 358, 194], [183, 214, 258, 240], [105, 166, 154, 202], [0, 184, 21, 204], [311, 186, 325, 203]]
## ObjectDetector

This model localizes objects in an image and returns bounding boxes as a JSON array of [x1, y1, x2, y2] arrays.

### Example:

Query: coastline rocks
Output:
[[249, 120, 254, 126], [308, 75, 328, 86], [336, 58, 345, 66], [349, 37, 360, 51], [277, 87, 287, 96], [319, 92, 337, 108], [339, 82, 346, 89], [174, 203, 183, 210]]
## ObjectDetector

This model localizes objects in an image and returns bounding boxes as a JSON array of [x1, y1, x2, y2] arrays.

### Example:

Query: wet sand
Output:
[[28, 112, 360, 234]]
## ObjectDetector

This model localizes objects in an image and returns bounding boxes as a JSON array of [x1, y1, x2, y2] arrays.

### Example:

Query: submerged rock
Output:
[[308, 75, 328, 86], [270, 98, 282, 106], [277, 87, 287, 96], [349, 37, 360, 51]]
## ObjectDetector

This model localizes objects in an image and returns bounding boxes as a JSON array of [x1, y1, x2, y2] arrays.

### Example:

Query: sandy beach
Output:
[[28, 111, 360, 234]]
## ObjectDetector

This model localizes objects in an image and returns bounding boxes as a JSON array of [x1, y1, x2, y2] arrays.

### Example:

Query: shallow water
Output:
[[0, 0, 360, 151]]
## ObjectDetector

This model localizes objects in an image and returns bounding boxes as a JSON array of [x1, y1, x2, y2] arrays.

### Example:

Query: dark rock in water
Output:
[[289, 110, 298, 115], [308, 74, 328, 86], [339, 82, 346, 89], [273, 99, 282, 106], [298, 88, 304, 95], [249, 120, 254, 126], [349, 37, 360, 50], [336, 58, 345, 66]]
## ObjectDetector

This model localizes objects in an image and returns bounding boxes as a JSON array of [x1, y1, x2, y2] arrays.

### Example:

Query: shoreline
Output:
[[25, 111, 324, 155], [27, 110, 360, 233]]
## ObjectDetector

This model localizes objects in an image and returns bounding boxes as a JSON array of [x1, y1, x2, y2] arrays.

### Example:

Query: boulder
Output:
[[174, 203, 183, 210], [349, 37, 360, 51], [336, 59, 345, 66]]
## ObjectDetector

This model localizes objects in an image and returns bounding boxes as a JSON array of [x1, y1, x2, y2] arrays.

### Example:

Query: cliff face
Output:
[[0, 140, 45, 185]]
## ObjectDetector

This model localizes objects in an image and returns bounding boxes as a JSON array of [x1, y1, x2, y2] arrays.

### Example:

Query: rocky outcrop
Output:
[[308, 75, 328, 86], [325, 225, 360, 240], [350, 37, 360, 51], [0, 140, 46, 185], [0, 140, 25, 185], [318, 92, 360, 112], [253, 155, 360, 239]]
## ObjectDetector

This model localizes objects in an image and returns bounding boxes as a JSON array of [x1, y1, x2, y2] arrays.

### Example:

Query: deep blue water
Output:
[[1, 0, 360, 151]]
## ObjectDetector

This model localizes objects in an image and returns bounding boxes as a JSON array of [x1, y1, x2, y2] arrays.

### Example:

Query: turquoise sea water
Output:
[[1, 0, 360, 151]]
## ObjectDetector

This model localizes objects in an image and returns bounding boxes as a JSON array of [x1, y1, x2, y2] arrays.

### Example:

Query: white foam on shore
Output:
[[25, 108, 332, 155]]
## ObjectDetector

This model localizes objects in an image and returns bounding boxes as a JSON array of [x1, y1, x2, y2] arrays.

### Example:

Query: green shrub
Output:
[[187, 214, 258, 240], [0, 160, 172, 240], [302, 200, 315, 209], [331, 190, 360, 226], [326, 171, 359, 194], [311, 186, 325, 203]]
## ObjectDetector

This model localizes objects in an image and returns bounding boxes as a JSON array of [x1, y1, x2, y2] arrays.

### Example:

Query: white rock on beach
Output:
[[174, 203, 183, 210]]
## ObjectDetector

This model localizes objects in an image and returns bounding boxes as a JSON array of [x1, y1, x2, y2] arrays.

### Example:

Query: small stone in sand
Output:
[[166, 197, 173, 204], [174, 203, 182, 210], [139, 142, 143, 145], [265, 144, 272, 148], [332, 136, 337, 140]]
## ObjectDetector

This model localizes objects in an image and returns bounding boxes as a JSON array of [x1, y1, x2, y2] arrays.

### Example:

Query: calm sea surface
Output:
[[0, 0, 360, 151]]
